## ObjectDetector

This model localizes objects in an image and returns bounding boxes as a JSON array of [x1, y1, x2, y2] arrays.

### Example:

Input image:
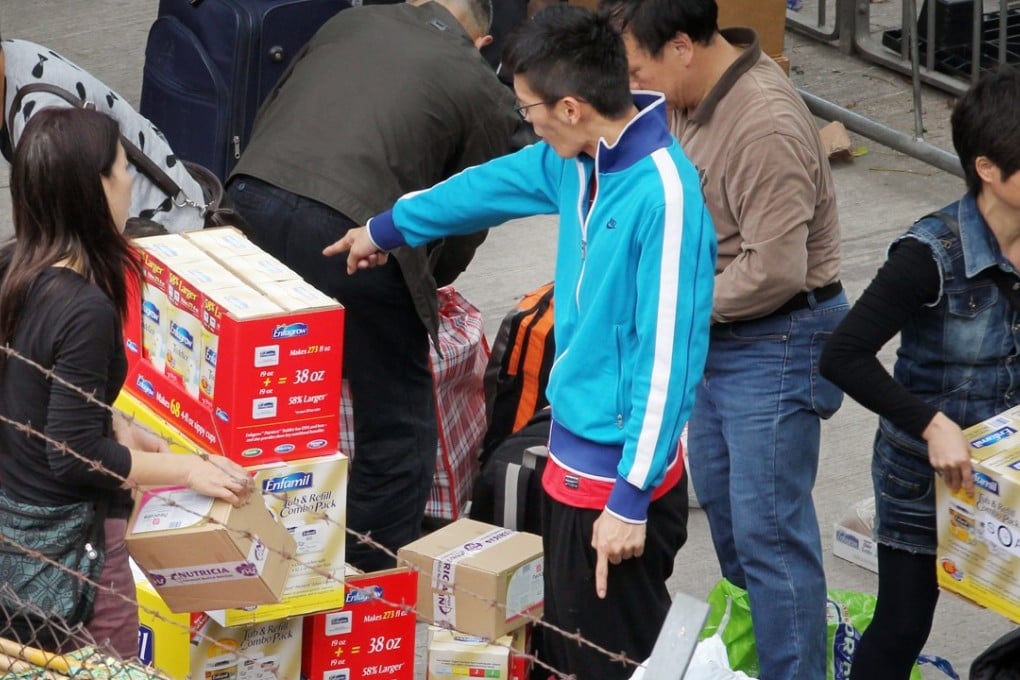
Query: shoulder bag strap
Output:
[[930, 209, 1020, 313], [9, 83, 193, 207]]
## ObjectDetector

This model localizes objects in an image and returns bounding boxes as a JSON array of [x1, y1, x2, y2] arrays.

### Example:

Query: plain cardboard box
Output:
[[718, 0, 786, 57], [935, 404, 1020, 622], [127, 484, 296, 613], [302, 568, 418, 680], [398, 519, 544, 639]]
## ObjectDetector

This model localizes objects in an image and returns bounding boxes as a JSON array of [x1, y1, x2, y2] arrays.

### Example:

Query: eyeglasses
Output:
[[514, 101, 545, 120]]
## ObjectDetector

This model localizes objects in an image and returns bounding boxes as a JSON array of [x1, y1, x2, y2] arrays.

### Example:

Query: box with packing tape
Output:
[[124, 230, 344, 467], [126, 484, 296, 614], [397, 519, 543, 639], [134, 560, 304, 680], [302, 567, 418, 680], [208, 452, 348, 626], [427, 625, 531, 680], [936, 404, 1020, 622]]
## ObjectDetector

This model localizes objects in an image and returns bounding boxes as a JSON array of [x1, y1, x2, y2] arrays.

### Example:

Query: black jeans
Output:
[[537, 478, 689, 680], [226, 176, 437, 572]]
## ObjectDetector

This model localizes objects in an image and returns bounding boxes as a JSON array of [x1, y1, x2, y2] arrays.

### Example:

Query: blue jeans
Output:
[[226, 176, 437, 572], [688, 293, 848, 680]]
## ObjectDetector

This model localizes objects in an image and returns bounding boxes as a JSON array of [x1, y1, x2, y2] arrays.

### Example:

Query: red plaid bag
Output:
[[340, 286, 489, 520]]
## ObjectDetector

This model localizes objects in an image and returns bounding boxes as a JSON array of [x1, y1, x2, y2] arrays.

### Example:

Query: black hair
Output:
[[951, 66, 1020, 196], [502, 4, 632, 119], [603, 0, 718, 54], [0, 107, 141, 348]]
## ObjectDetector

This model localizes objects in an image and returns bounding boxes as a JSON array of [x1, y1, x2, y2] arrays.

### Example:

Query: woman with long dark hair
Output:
[[0, 107, 253, 658]]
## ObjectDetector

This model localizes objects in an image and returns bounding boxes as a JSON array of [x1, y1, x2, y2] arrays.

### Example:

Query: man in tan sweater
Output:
[[606, 1, 846, 677]]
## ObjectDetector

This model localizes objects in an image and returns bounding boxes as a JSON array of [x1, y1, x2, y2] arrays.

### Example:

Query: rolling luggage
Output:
[[139, 0, 350, 181]]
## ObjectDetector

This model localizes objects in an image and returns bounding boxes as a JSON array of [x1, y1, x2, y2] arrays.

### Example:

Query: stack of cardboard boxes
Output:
[[120, 229, 548, 678]]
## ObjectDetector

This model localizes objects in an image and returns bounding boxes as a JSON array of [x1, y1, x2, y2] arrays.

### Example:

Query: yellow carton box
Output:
[[207, 453, 349, 626], [134, 561, 304, 679], [936, 405, 1020, 622], [115, 391, 210, 456]]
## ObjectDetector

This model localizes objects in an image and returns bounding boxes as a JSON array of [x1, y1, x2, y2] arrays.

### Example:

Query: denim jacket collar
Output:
[[956, 192, 1011, 279]]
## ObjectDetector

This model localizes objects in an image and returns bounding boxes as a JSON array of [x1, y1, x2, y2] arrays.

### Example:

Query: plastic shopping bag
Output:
[[700, 579, 957, 680]]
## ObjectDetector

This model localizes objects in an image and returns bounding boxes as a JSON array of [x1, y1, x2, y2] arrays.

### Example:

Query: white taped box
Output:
[[398, 518, 543, 639], [832, 497, 878, 573], [126, 484, 296, 613], [184, 226, 264, 258]]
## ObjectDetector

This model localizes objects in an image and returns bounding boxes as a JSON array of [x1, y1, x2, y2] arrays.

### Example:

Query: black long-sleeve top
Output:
[[0, 268, 132, 517], [820, 238, 941, 438]]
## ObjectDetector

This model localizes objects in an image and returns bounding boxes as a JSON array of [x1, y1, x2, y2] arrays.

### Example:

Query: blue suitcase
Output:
[[140, 0, 350, 181]]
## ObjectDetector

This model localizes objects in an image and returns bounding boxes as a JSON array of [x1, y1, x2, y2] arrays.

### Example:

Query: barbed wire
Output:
[[0, 344, 647, 680]]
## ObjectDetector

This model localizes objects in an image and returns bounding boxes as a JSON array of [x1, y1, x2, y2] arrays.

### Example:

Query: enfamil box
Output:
[[208, 453, 348, 626], [302, 568, 418, 680], [125, 233, 344, 467], [936, 404, 1020, 622], [135, 561, 303, 680]]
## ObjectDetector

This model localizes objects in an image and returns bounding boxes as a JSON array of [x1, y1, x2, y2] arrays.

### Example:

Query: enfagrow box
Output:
[[302, 568, 418, 680], [125, 231, 345, 466], [398, 519, 544, 639], [936, 405, 1020, 622], [134, 561, 303, 680], [126, 485, 296, 614], [209, 453, 349, 626]]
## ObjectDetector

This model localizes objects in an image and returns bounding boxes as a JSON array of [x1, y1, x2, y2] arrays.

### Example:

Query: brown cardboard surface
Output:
[[398, 519, 544, 639], [126, 484, 295, 613], [718, 0, 786, 57], [773, 54, 791, 76]]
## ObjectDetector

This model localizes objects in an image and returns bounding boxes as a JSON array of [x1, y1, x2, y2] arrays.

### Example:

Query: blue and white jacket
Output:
[[368, 93, 716, 522]]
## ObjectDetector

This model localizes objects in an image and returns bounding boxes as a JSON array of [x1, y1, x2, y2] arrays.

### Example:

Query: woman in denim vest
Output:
[[820, 67, 1020, 679]]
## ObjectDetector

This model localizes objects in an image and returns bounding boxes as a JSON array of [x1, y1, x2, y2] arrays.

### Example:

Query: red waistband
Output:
[[541, 443, 684, 511]]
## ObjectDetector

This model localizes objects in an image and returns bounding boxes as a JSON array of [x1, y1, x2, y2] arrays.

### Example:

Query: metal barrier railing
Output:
[[847, 0, 1020, 94], [785, 0, 843, 44], [781, 0, 1019, 176]]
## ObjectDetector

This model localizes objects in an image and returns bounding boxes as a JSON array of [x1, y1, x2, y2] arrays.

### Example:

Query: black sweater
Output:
[[820, 238, 941, 439], [0, 268, 132, 517]]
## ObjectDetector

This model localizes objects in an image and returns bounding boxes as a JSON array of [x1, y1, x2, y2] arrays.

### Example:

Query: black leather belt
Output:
[[771, 280, 843, 316]]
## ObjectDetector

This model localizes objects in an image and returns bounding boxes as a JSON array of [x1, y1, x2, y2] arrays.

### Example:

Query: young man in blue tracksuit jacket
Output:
[[327, 6, 716, 678]]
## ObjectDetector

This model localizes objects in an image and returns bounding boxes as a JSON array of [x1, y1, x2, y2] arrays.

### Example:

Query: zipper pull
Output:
[[85, 542, 99, 561], [233, 135, 241, 160]]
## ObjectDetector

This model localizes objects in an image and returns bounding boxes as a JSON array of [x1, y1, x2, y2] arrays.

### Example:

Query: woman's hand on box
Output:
[[924, 411, 975, 496], [185, 454, 255, 507]]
